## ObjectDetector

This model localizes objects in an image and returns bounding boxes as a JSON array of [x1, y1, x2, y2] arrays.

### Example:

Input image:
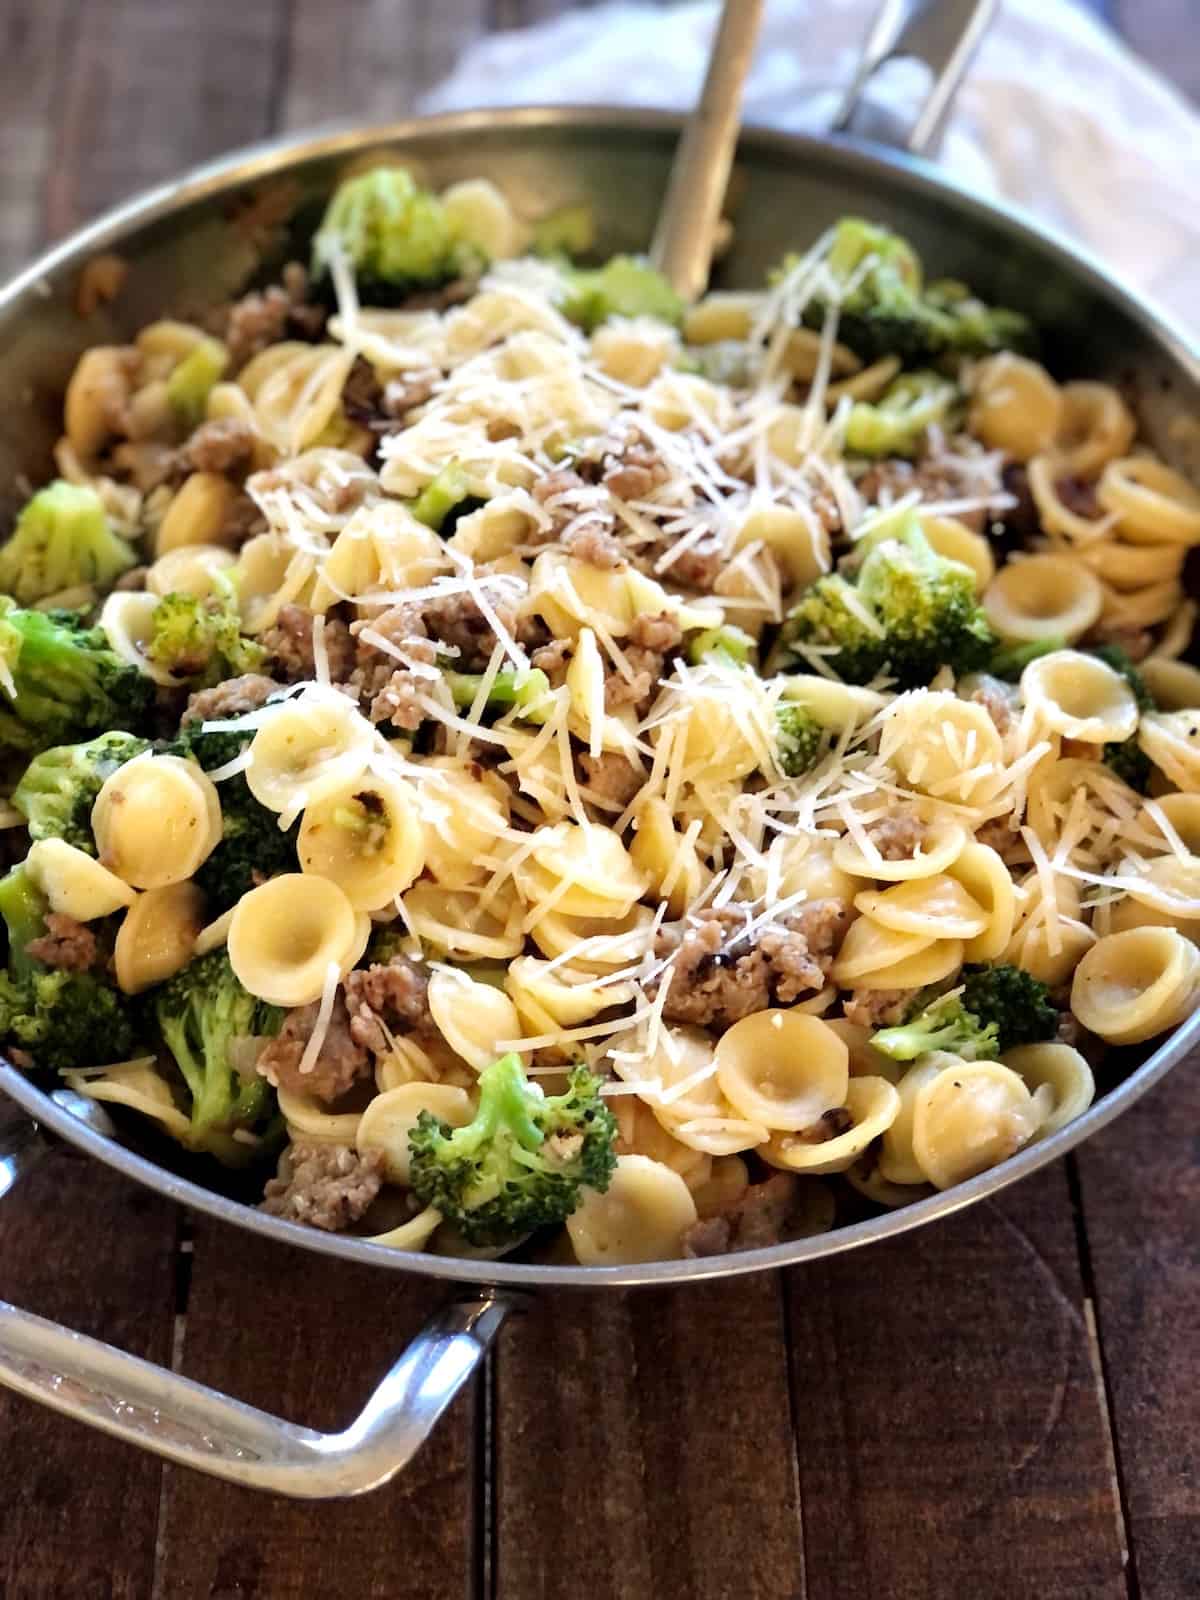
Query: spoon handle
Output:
[[649, 0, 766, 303]]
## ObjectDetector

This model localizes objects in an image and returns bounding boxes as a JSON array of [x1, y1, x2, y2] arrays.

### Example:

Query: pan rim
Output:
[[2, 104, 1197, 1290]]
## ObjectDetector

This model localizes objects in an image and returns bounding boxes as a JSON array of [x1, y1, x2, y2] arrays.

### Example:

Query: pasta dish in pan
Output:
[[1, 165, 1198, 1263]]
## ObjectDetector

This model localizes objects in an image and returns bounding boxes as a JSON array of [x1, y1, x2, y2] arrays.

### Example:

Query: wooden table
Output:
[[0, 3, 1195, 1596]]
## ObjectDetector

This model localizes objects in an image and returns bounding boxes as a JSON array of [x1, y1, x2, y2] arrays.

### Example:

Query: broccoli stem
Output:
[[445, 666, 552, 721]]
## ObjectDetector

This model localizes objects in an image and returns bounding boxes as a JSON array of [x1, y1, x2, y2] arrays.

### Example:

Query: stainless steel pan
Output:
[[0, 10, 1198, 1499]]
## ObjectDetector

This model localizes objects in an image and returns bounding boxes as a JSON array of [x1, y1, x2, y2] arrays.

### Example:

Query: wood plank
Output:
[[495, 1274, 805, 1600], [785, 1164, 1127, 1600], [0, 0, 80, 278], [42, 0, 290, 246], [154, 1222, 475, 1600], [0, 1131, 177, 1600], [1075, 1065, 1200, 1600], [280, 0, 490, 131]]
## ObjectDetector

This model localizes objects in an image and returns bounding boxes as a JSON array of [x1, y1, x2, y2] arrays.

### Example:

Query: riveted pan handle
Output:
[[833, 0, 997, 156], [0, 1111, 521, 1498]]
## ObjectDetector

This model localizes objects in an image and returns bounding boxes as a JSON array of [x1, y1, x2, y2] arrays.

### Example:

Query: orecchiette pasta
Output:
[[245, 690, 375, 816], [715, 1011, 849, 1131], [1071, 926, 1200, 1044], [297, 772, 424, 910], [566, 1155, 698, 1266], [113, 882, 205, 994], [911, 1060, 1045, 1189], [93, 754, 222, 889], [968, 354, 1061, 460], [983, 553, 1104, 643], [356, 1083, 475, 1185], [25, 838, 135, 921], [228, 874, 368, 1006], [1020, 650, 1140, 744]]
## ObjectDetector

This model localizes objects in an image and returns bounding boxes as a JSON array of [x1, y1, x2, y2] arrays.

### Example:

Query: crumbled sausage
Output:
[[256, 996, 371, 1105], [1087, 624, 1153, 663], [182, 672, 283, 725], [1056, 475, 1103, 521], [562, 520, 624, 568], [578, 750, 643, 807], [863, 807, 930, 861], [181, 417, 257, 475], [262, 1142, 385, 1231], [532, 467, 588, 506], [603, 612, 683, 712], [343, 955, 433, 1056], [971, 679, 1015, 735], [530, 636, 573, 677], [683, 1174, 798, 1258], [25, 913, 98, 973], [421, 587, 520, 671], [842, 989, 912, 1028], [261, 603, 356, 683], [650, 899, 848, 1028], [383, 370, 439, 416], [859, 435, 1004, 531], [224, 264, 325, 368], [974, 817, 1030, 866], [346, 607, 437, 725]]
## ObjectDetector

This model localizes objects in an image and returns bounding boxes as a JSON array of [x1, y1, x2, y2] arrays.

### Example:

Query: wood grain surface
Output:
[[0, 2, 1195, 1597]]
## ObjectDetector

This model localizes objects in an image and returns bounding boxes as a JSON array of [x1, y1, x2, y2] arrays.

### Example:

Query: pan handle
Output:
[[832, 0, 997, 156], [0, 1114, 523, 1498]]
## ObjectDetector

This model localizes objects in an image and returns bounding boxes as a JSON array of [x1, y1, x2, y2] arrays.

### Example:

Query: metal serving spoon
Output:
[[650, 0, 998, 301]]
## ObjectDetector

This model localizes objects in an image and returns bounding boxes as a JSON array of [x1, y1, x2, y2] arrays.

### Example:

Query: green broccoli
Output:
[[408, 1051, 618, 1245], [409, 463, 476, 532], [170, 720, 298, 913], [0, 600, 154, 754], [154, 948, 284, 1165], [311, 167, 467, 298], [686, 625, 756, 667], [443, 666, 553, 723], [145, 583, 267, 687], [959, 963, 1058, 1052], [0, 865, 135, 1070], [844, 371, 960, 458], [11, 731, 150, 853], [986, 635, 1067, 682], [166, 338, 228, 429], [0, 482, 138, 605], [561, 256, 684, 332], [872, 989, 1001, 1063], [1084, 644, 1156, 791], [778, 513, 994, 688], [775, 702, 824, 777], [778, 218, 1033, 365], [532, 205, 596, 258]]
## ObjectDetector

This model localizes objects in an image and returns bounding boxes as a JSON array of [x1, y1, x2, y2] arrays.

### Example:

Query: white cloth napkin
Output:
[[421, 0, 1200, 334]]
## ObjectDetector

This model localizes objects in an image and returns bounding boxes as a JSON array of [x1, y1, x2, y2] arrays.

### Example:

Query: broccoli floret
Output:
[[198, 774, 299, 913], [145, 584, 267, 687], [1102, 737, 1152, 793], [924, 279, 1037, 357], [872, 990, 1001, 1063], [0, 482, 138, 605], [1081, 645, 1155, 791], [778, 514, 993, 688], [532, 206, 596, 258], [408, 1051, 617, 1245], [0, 600, 154, 754], [11, 731, 150, 853], [561, 256, 684, 332], [410, 463, 474, 532], [687, 625, 756, 667], [986, 635, 1066, 681], [775, 703, 824, 777], [311, 167, 467, 298], [780, 218, 1034, 365], [959, 962, 1058, 1052], [844, 371, 960, 458], [0, 865, 135, 1070], [154, 948, 284, 1165], [443, 666, 553, 724], [165, 338, 228, 429]]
